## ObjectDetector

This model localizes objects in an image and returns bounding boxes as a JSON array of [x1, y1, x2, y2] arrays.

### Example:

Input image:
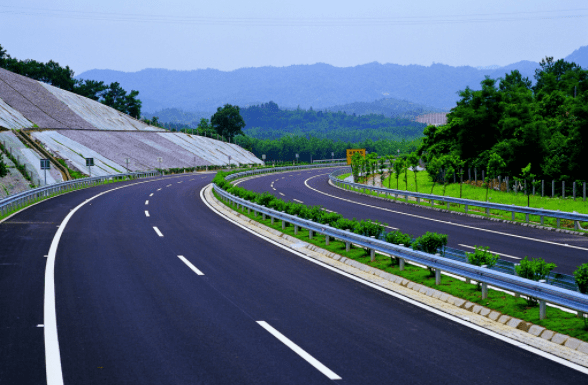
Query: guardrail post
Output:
[[511, 210, 515, 221], [370, 236, 375, 261], [464, 204, 468, 213], [262, 213, 266, 220], [486, 207, 490, 216], [557, 217, 560, 228], [309, 229, 313, 240], [271, 215, 275, 225], [345, 229, 351, 251], [281, 212, 286, 230], [325, 234, 330, 246], [525, 213, 529, 223], [540, 215, 544, 226], [435, 268, 441, 285], [539, 299, 547, 320], [447, 202, 450, 210]]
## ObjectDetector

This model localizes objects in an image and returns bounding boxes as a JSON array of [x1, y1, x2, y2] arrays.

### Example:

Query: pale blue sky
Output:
[[1, 0, 586, 74]]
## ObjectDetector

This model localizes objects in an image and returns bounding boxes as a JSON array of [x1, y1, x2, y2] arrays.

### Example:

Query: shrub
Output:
[[516, 257, 557, 282], [320, 212, 343, 226], [255, 192, 276, 206], [573, 263, 588, 294], [385, 230, 413, 247], [516, 257, 557, 306], [411, 232, 448, 255], [333, 217, 357, 232], [466, 246, 499, 268], [0, 154, 7, 178], [354, 219, 386, 238]]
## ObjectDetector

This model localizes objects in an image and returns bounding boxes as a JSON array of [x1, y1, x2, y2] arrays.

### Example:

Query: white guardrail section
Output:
[[330, 167, 588, 229], [0, 171, 159, 217], [216, 164, 588, 319]]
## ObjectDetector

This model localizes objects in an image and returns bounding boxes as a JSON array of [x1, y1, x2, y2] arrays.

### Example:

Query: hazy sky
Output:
[[2, 1, 587, 74]]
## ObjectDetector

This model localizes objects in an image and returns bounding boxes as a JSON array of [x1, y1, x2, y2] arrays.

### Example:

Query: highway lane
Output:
[[2, 171, 587, 383], [238, 168, 588, 275]]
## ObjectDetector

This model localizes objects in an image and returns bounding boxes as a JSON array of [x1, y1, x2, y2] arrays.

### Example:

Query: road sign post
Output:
[[125, 157, 130, 171], [40, 159, 50, 186], [85, 158, 94, 177]]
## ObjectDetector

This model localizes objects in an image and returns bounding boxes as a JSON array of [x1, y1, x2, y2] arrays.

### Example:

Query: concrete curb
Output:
[[329, 179, 588, 237], [205, 185, 588, 368]]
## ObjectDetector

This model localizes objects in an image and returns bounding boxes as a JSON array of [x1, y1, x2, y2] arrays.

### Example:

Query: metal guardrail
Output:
[[0, 171, 159, 217], [329, 167, 588, 228], [213, 180, 588, 318]]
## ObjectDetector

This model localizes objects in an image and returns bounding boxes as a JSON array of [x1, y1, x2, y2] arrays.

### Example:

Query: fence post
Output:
[[474, 168, 477, 184], [573, 182, 576, 200], [552, 180, 555, 198], [506, 176, 510, 192], [562, 181, 565, 199], [532, 179, 535, 195], [584, 182, 587, 202], [482, 170, 485, 184], [542, 180, 544, 197], [468, 168, 471, 181], [345, 229, 351, 251]]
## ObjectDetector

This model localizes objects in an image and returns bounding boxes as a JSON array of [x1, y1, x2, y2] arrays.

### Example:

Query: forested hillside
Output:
[[324, 97, 446, 119], [240, 101, 426, 142], [419, 57, 588, 184]]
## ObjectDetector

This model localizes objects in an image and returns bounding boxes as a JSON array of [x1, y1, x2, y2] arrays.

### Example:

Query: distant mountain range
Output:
[[78, 45, 588, 116]]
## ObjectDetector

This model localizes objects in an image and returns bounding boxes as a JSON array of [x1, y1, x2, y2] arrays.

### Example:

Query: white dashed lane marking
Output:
[[153, 227, 164, 237], [293, 199, 304, 203], [279, 192, 285, 196], [178, 255, 204, 275], [145, 211, 150, 217], [145, 200, 149, 205], [149, 193, 154, 197]]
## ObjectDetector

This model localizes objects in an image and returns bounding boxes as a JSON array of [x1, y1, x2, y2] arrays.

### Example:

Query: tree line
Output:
[[0, 45, 142, 118], [240, 101, 426, 142], [418, 57, 588, 188]]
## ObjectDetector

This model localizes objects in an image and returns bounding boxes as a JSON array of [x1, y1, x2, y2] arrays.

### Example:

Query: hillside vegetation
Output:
[[240, 101, 426, 142], [419, 56, 588, 188]]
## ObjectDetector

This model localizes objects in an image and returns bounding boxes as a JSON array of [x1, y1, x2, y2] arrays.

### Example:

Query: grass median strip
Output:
[[214, 189, 588, 343]]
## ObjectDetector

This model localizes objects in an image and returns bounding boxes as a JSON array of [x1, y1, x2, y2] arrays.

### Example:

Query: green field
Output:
[[346, 170, 588, 231]]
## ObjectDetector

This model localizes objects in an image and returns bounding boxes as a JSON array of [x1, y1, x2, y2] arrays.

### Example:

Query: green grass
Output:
[[336, 172, 351, 180], [350, 170, 588, 232], [216, 190, 588, 341], [56, 159, 86, 179]]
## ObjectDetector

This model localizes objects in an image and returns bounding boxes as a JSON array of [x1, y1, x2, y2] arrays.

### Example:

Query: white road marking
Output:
[[190, 179, 194, 181], [145, 211, 150, 217], [458, 244, 522, 260], [305, 174, 588, 252], [149, 193, 154, 197], [153, 226, 164, 237], [272, 187, 276, 191], [279, 192, 285, 196], [178, 181, 183, 184], [256, 321, 341, 380], [201, 184, 588, 375], [44, 178, 178, 385], [145, 200, 149, 205], [157, 188, 162, 191], [178, 255, 204, 275], [44, 255, 48, 258], [166, 184, 172, 187], [384, 225, 399, 230], [293, 199, 304, 203], [37, 324, 44, 327], [322, 208, 335, 213]]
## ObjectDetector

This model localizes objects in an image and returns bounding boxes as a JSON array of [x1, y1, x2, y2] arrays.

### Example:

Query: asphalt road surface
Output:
[[238, 168, 588, 275], [1, 171, 587, 384]]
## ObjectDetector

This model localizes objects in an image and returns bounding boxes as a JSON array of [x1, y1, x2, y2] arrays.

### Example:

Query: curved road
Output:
[[1, 170, 586, 384], [238, 168, 588, 275]]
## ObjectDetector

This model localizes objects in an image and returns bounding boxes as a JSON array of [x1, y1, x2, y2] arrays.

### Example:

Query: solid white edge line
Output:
[[145, 200, 149, 205], [178, 255, 204, 275], [153, 226, 164, 237], [200, 184, 588, 375], [256, 321, 341, 380], [44, 176, 181, 385], [145, 211, 150, 217], [459, 244, 522, 260], [306, 174, 588, 252]]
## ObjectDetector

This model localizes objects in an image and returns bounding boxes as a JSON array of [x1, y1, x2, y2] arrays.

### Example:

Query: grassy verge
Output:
[[336, 172, 351, 180], [214, 188, 588, 341], [346, 170, 588, 232]]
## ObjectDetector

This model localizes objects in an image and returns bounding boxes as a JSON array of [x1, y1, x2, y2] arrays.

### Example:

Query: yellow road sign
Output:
[[346, 149, 365, 165]]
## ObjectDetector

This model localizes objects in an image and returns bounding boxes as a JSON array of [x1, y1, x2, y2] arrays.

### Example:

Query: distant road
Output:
[[1, 171, 586, 384], [238, 168, 588, 274]]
